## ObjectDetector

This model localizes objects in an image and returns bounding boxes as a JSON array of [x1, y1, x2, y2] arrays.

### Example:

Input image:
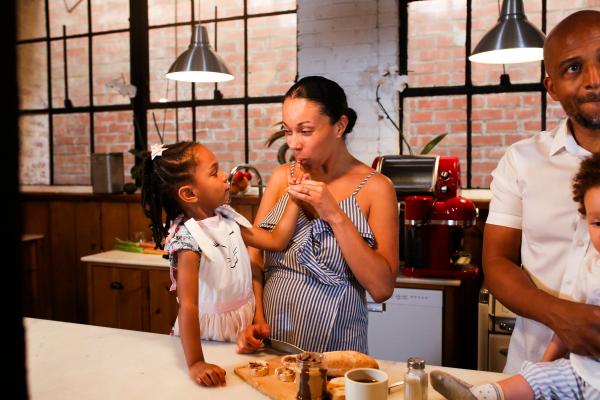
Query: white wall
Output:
[[297, 0, 400, 165]]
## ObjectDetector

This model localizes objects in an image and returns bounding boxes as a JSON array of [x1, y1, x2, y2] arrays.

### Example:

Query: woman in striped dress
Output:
[[237, 76, 399, 353]]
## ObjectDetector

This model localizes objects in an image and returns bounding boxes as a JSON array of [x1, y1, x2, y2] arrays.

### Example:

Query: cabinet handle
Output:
[[110, 281, 124, 290]]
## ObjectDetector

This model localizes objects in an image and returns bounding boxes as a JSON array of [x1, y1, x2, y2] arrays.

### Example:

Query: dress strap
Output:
[[290, 161, 296, 177], [351, 170, 376, 196]]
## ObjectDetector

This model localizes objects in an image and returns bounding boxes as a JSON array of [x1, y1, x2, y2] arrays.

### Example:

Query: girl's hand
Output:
[[189, 361, 227, 386], [288, 163, 310, 186], [287, 179, 343, 224]]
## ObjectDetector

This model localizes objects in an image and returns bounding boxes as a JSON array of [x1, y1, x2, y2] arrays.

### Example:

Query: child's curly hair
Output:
[[140, 141, 201, 248], [572, 152, 600, 216]]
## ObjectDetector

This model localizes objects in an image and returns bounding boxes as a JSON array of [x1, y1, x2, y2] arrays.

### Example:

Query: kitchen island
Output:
[[25, 317, 507, 399]]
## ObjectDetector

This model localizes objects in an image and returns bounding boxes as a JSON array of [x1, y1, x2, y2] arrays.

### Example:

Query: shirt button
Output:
[[576, 240, 585, 247]]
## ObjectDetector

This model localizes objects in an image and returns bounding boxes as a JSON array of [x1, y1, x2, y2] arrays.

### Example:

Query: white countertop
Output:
[[25, 317, 507, 399]]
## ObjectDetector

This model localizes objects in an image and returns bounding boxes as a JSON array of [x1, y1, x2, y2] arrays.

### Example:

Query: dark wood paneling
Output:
[[148, 269, 178, 334], [128, 202, 152, 243], [49, 201, 78, 322], [75, 202, 102, 322], [101, 202, 129, 251]]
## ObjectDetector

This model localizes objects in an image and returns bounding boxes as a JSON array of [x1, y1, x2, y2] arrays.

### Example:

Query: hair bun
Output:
[[344, 108, 357, 134]]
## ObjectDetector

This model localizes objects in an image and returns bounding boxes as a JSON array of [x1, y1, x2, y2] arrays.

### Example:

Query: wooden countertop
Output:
[[25, 317, 508, 399]]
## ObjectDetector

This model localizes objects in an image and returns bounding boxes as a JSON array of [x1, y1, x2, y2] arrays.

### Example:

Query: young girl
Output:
[[431, 152, 600, 399], [141, 141, 302, 387]]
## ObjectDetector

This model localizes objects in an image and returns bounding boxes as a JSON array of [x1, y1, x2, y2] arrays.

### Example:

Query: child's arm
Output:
[[240, 198, 300, 251], [240, 167, 307, 251], [176, 250, 227, 386], [541, 333, 568, 361]]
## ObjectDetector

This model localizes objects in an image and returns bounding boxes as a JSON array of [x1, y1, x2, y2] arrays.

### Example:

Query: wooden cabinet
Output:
[[21, 190, 259, 325], [86, 260, 177, 334]]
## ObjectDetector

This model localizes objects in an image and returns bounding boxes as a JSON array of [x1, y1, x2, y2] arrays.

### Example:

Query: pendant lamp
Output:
[[166, 6, 233, 83], [469, 0, 545, 64]]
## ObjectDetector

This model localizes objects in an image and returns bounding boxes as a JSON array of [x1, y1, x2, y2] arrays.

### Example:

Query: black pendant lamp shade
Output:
[[166, 25, 234, 83], [469, 0, 545, 64]]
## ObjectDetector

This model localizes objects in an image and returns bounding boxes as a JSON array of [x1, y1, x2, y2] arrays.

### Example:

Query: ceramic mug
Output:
[[345, 368, 389, 400]]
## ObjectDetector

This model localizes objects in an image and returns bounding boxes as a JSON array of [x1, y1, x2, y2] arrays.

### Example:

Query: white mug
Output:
[[345, 368, 389, 400]]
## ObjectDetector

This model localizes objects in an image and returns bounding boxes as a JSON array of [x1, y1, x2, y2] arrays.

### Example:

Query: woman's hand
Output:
[[287, 179, 343, 224], [188, 361, 227, 386], [236, 322, 271, 354]]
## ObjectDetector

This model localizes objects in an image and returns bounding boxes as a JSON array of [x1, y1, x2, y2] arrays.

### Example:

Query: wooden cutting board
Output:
[[234, 355, 298, 400]]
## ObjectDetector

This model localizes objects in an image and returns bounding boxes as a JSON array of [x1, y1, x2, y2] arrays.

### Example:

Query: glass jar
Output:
[[404, 357, 428, 400], [295, 352, 327, 400]]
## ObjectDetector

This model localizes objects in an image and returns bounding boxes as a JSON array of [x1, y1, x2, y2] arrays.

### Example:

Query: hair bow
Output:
[[151, 143, 167, 160]]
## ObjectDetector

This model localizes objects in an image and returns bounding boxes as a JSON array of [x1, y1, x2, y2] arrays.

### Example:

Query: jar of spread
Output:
[[295, 352, 327, 400], [404, 357, 428, 400]]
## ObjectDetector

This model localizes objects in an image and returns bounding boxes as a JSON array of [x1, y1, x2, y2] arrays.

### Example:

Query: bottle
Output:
[[404, 357, 428, 400], [295, 352, 327, 400]]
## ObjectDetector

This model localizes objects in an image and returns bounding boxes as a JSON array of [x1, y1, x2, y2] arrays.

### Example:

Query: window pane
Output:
[[92, 32, 131, 106], [200, 0, 244, 19], [53, 113, 91, 185], [17, 0, 46, 41], [148, 0, 192, 26], [404, 96, 468, 188], [248, 14, 297, 97], [49, 0, 88, 38], [93, 111, 135, 183], [248, 0, 295, 14], [472, 93, 541, 188], [17, 42, 48, 110], [195, 20, 245, 100], [91, 0, 130, 32], [51, 37, 89, 108], [471, 0, 542, 85], [408, 0, 466, 87], [19, 115, 50, 185], [195, 105, 245, 176], [146, 107, 194, 145], [149, 26, 193, 103], [248, 103, 282, 184]]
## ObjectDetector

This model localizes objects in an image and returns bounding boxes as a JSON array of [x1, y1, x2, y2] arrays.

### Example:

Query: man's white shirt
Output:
[[487, 117, 592, 373]]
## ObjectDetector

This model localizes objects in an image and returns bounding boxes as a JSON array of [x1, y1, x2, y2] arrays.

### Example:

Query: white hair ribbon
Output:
[[150, 143, 167, 160]]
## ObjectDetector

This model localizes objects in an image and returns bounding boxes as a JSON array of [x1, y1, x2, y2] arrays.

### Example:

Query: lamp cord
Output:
[[376, 80, 414, 155]]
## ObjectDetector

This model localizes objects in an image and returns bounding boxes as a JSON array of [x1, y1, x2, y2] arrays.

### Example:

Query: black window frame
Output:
[[16, 0, 298, 185], [399, 0, 548, 189]]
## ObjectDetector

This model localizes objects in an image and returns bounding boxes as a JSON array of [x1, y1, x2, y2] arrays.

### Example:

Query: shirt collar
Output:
[[549, 118, 592, 158]]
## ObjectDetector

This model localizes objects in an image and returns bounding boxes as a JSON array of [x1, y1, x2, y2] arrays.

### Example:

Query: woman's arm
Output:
[[176, 250, 226, 385], [288, 173, 399, 302], [237, 164, 291, 353]]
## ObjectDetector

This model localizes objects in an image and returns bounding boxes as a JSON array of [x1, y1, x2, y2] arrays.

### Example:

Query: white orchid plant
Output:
[[376, 67, 447, 155]]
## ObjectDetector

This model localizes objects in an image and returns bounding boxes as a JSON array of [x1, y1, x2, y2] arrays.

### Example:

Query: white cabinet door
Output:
[[367, 288, 443, 365]]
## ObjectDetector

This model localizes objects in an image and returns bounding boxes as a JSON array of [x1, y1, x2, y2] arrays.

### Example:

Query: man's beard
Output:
[[563, 93, 600, 130]]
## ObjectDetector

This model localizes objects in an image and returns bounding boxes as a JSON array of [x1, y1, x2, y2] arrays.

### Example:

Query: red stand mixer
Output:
[[374, 155, 478, 279]]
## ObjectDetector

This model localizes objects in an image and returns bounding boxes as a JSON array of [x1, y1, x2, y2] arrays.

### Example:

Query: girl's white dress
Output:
[[165, 205, 254, 342]]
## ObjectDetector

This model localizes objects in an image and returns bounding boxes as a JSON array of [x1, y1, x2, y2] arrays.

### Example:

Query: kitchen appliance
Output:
[[374, 155, 478, 278], [367, 288, 443, 365], [477, 288, 515, 372], [91, 153, 124, 194]]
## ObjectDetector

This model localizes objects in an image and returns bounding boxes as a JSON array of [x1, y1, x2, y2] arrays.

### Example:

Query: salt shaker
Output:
[[404, 357, 428, 400]]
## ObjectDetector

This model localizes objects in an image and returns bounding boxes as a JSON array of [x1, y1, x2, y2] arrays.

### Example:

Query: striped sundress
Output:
[[258, 170, 377, 353]]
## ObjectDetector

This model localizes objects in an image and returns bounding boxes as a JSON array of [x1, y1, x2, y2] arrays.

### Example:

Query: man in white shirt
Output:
[[484, 9, 600, 373]]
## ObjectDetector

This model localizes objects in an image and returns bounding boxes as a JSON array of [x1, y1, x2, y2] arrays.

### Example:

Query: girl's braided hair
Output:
[[140, 141, 201, 248], [572, 152, 600, 216]]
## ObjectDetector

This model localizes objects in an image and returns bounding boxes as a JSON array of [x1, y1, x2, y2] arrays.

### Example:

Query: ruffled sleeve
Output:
[[164, 223, 201, 291]]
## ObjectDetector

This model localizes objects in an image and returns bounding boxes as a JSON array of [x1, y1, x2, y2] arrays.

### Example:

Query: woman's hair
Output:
[[140, 141, 201, 248], [284, 75, 357, 136], [572, 152, 600, 216]]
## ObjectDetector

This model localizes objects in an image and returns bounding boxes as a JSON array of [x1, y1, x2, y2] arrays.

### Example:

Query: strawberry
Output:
[[233, 170, 244, 182], [244, 171, 252, 180]]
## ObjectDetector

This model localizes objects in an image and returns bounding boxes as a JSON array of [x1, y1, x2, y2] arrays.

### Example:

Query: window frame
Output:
[[16, 0, 297, 185], [399, 0, 548, 188]]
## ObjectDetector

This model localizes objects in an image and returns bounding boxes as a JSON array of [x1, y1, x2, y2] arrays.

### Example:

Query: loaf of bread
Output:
[[323, 351, 379, 377]]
